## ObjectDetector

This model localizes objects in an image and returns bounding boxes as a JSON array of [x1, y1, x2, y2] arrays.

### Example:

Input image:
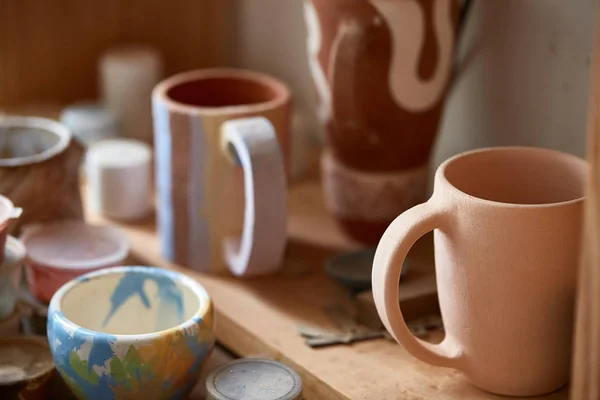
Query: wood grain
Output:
[[0, 0, 231, 107], [570, 6, 600, 399], [86, 177, 569, 400]]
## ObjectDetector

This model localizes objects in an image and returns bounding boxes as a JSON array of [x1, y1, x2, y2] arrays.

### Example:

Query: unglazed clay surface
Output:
[[47, 266, 215, 400], [372, 147, 587, 396]]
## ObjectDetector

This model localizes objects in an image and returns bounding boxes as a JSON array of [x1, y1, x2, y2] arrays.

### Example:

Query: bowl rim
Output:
[[48, 266, 213, 341], [0, 116, 71, 167], [0, 335, 55, 387]]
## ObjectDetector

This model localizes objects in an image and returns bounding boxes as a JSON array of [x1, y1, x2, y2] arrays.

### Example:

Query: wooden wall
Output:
[[0, 0, 233, 107], [571, 5, 600, 399]]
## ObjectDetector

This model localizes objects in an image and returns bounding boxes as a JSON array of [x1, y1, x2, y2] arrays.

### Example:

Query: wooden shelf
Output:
[[86, 177, 569, 400]]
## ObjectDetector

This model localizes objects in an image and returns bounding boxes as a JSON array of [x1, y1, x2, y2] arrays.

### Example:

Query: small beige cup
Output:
[[372, 147, 587, 396]]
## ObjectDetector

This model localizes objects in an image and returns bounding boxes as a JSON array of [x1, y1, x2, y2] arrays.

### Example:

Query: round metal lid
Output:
[[206, 358, 303, 400]]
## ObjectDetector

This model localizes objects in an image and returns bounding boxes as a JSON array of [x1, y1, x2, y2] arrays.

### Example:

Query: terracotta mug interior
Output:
[[441, 147, 586, 205], [165, 72, 288, 109], [55, 267, 209, 336]]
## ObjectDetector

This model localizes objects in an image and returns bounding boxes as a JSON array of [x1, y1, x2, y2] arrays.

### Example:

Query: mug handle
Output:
[[220, 117, 287, 277], [372, 198, 463, 368]]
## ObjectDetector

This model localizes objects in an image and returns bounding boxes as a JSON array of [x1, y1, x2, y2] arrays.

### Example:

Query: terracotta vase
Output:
[[304, 0, 460, 244]]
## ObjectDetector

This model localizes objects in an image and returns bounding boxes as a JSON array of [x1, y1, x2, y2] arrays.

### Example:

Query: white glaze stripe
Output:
[[303, 0, 332, 124], [152, 100, 175, 261], [221, 117, 287, 277], [369, 0, 454, 112]]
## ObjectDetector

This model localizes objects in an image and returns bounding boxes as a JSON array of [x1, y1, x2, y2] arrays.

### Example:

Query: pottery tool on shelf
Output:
[[297, 303, 388, 349], [297, 324, 386, 348]]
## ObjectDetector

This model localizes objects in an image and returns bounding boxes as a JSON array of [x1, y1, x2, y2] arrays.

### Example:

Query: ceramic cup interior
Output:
[[0, 117, 71, 167], [442, 147, 586, 205], [55, 266, 209, 336], [164, 70, 289, 109]]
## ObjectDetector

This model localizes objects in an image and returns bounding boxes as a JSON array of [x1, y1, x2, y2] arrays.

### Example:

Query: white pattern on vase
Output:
[[303, 0, 332, 124], [369, 0, 454, 112]]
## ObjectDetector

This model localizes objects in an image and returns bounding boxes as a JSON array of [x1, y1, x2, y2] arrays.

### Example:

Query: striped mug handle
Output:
[[220, 117, 287, 277]]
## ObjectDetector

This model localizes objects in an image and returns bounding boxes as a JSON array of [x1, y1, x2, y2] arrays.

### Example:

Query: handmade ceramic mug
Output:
[[153, 68, 290, 276], [47, 266, 215, 400], [372, 147, 586, 396]]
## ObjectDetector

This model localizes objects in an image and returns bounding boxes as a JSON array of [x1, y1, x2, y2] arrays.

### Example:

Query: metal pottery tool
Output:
[[297, 304, 388, 348]]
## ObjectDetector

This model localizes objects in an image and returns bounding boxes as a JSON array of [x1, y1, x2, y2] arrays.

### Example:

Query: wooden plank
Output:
[[570, 5, 600, 399], [0, 0, 231, 107], [86, 177, 569, 400]]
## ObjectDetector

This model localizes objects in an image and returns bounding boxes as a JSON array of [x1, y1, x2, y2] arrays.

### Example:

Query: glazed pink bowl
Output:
[[21, 220, 129, 303]]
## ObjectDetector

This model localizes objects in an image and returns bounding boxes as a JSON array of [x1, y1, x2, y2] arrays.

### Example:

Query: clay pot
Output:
[[304, 0, 460, 244], [0, 117, 85, 236]]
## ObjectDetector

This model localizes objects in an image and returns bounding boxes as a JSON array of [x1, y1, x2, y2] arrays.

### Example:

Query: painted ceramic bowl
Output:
[[47, 266, 215, 400]]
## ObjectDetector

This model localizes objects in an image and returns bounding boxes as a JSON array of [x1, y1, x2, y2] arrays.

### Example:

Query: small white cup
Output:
[[86, 138, 152, 220]]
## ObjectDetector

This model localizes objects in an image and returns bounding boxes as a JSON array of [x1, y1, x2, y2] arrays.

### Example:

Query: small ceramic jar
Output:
[[21, 221, 129, 303], [86, 138, 153, 221], [99, 45, 163, 145], [47, 266, 215, 400], [0, 236, 26, 319], [59, 103, 119, 147]]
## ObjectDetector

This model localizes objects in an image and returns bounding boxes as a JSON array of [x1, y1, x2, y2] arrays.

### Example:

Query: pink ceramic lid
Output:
[[20, 220, 129, 270]]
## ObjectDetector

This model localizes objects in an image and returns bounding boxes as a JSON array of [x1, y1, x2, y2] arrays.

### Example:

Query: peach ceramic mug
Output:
[[372, 147, 587, 397]]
